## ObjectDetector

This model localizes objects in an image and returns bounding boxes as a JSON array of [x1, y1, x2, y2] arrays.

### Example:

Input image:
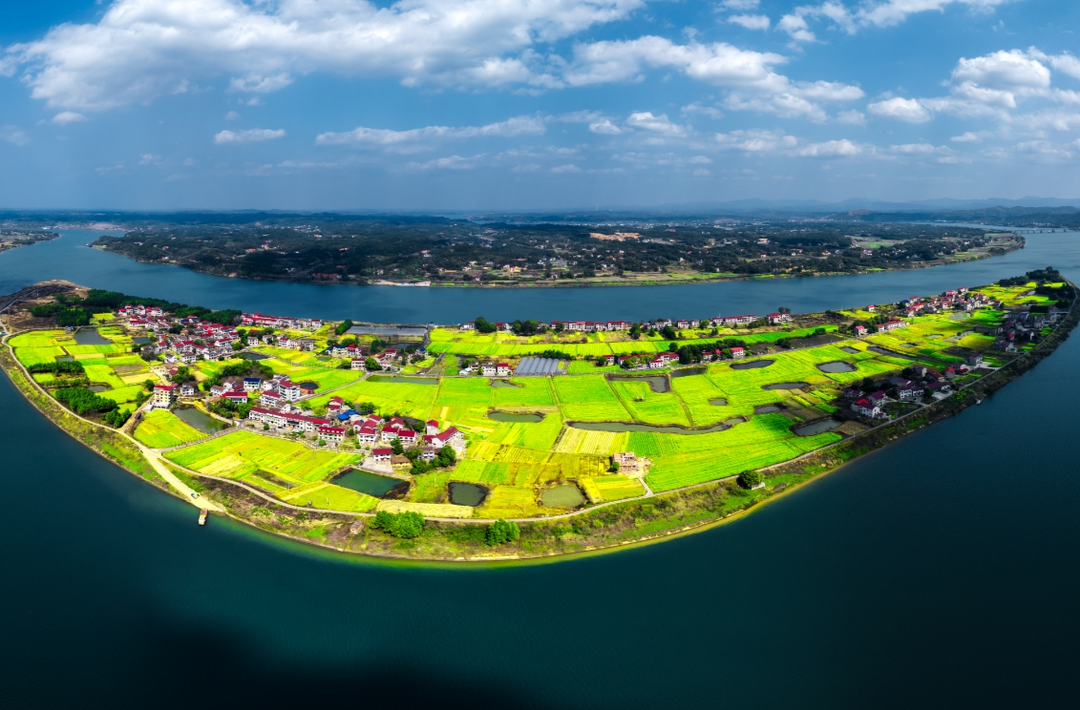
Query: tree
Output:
[[660, 324, 678, 340], [738, 470, 764, 489], [485, 519, 520, 546], [335, 319, 354, 336], [474, 316, 497, 334], [629, 323, 641, 340], [372, 510, 424, 539], [609, 459, 620, 473], [365, 357, 380, 371], [391, 438, 405, 455]]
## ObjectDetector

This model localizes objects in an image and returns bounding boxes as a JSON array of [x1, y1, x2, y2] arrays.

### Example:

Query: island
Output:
[[82, 214, 1022, 287], [0, 229, 58, 254], [0, 269, 1074, 561]]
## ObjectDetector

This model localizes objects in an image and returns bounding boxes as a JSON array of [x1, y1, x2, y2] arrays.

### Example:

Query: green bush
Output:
[[371, 510, 424, 539], [485, 519, 520, 546], [737, 470, 764, 489]]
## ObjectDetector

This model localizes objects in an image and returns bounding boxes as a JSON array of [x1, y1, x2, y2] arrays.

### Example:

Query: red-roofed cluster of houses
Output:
[[900, 288, 991, 319], [605, 346, 748, 370], [241, 312, 323, 330], [247, 395, 464, 455]]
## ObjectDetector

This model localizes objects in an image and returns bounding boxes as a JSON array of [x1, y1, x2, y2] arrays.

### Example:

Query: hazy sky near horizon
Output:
[[1, 0, 1079, 211]]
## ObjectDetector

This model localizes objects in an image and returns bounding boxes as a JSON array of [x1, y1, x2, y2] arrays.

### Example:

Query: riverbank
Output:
[[0, 274, 1073, 564], [94, 236, 1023, 290]]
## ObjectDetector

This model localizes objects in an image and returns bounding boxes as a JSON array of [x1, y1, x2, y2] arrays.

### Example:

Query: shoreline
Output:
[[90, 240, 1023, 290], [0, 272, 1072, 565]]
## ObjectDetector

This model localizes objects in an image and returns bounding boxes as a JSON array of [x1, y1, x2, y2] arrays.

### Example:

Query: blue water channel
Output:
[[1, 228, 1079, 707]]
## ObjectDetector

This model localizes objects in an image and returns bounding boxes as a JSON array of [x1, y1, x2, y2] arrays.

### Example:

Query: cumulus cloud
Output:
[[867, 97, 932, 123], [780, 1, 1012, 42], [316, 116, 546, 147], [1, 126, 30, 146], [797, 139, 862, 157], [728, 15, 770, 31], [224, 111, 240, 121], [408, 154, 486, 170], [551, 163, 582, 173], [565, 37, 861, 120], [214, 128, 286, 144], [588, 119, 623, 135], [719, 0, 760, 9], [625, 112, 687, 137], [2, 0, 645, 110], [714, 129, 798, 152], [51, 111, 86, 125]]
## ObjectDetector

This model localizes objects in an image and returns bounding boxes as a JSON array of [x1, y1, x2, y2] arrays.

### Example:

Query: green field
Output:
[[134, 410, 206, 448], [9, 280, 1037, 519]]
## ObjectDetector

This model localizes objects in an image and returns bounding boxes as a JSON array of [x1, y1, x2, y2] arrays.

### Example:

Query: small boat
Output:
[[198, 508, 208, 526]]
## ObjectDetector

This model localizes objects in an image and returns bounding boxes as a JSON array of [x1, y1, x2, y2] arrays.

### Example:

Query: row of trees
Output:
[[368, 510, 520, 548]]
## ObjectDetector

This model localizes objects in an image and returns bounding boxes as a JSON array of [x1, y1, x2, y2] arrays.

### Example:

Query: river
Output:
[[1, 229, 1078, 707]]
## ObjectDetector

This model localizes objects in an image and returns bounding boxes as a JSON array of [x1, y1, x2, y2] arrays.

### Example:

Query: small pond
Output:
[[762, 382, 810, 390], [709, 398, 728, 406], [449, 482, 488, 506], [793, 419, 843, 436], [487, 411, 545, 423], [569, 419, 742, 434], [489, 379, 521, 388], [840, 347, 860, 354], [670, 366, 706, 378], [754, 404, 784, 414], [132, 337, 152, 345], [817, 361, 857, 373], [173, 407, 224, 434], [88, 385, 108, 392], [731, 359, 775, 370], [240, 352, 269, 360], [296, 381, 318, 390], [74, 328, 110, 345], [368, 375, 439, 385], [56, 356, 74, 363], [335, 469, 409, 499], [608, 374, 669, 393], [541, 484, 585, 508]]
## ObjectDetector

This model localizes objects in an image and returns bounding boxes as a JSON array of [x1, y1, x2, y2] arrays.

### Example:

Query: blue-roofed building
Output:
[[243, 377, 262, 392]]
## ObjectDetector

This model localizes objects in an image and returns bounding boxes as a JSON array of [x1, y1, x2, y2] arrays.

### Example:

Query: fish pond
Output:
[[607, 374, 669, 393], [334, 469, 409, 499], [487, 411, 545, 423], [731, 359, 775, 370], [754, 404, 785, 414], [489, 379, 521, 388], [448, 482, 488, 506], [762, 382, 810, 390], [817, 361, 857, 373], [670, 366, 707, 378], [74, 328, 111, 345], [793, 419, 844, 436], [239, 352, 269, 360], [173, 406, 226, 435]]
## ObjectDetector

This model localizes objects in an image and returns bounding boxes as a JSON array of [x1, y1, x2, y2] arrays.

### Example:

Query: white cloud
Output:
[[692, 168, 712, 176], [714, 129, 798, 152], [797, 139, 863, 157], [214, 128, 286, 144], [867, 97, 932, 123], [225, 111, 240, 121], [728, 14, 770, 31], [1, 125, 30, 146], [689, 155, 713, 164], [511, 163, 542, 172], [138, 153, 161, 165], [780, 1, 1013, 42], [316, 116, 546, 147], [719, 0, 760, 9], [681, 102, 724, 119], [3, 0, 645, 110], [408, 154, 485, 170], [589, 119, 623, 135], [51, 111, 86, 125], [835, 109, 866, 125], [551, 163, 582, 173], [951, 131, 992, 142], [625, 111, 687, 137], [1043, 52, 1080, 81]]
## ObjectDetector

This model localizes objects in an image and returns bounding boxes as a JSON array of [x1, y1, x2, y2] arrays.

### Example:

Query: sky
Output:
[[0, 0, 1079, 211]]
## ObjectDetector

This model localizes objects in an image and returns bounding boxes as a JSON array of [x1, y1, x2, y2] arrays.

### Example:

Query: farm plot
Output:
[[610, 379, 690, 425], [165, 430, 361, 485], [589, 475, 646, 502], [492, 378, 555, 407], [552, 375, 629, 421], [308, 379, 439, 419], [670, 374, 732, 425], [134, 410, 205, 448], [14, 346, 66, 367], [485, 412, 564, 450]]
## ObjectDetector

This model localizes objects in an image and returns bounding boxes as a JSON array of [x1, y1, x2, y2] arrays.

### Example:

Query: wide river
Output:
[[1, 230, 1078, 707]]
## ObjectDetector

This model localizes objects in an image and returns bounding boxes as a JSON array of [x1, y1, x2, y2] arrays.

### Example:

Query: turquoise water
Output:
[[1, 230, 1079, 706]]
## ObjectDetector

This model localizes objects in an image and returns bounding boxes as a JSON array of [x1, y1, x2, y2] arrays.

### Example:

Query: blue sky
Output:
[[0, 0, 1078, 211]]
